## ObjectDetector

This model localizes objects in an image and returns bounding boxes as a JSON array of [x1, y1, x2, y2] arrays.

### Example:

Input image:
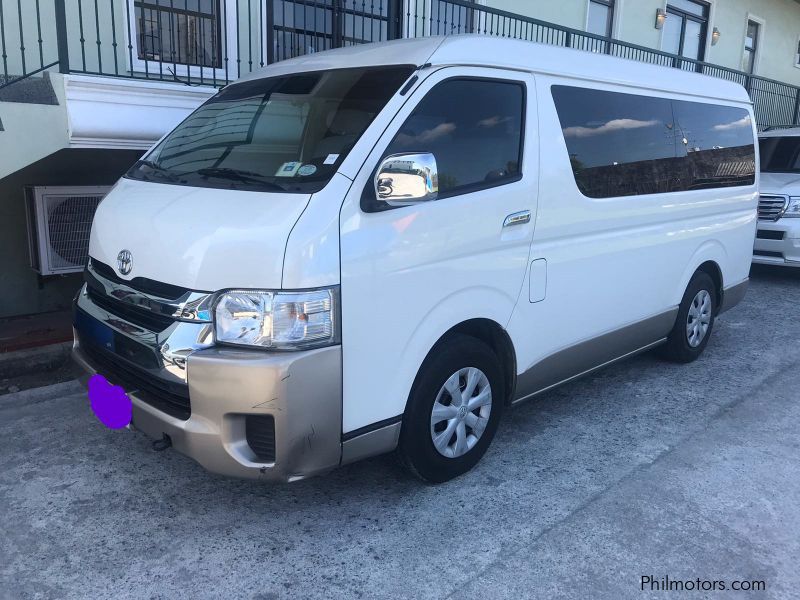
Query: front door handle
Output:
[[503, 210, 531, 228]]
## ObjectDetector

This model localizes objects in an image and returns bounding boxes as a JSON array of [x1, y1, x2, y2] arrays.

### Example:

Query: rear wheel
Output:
[[659, 271, 717, 363], [397, 335, 504, 483]]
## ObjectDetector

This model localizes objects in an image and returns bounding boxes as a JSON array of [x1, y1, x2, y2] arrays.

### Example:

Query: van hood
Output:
[[760, 172, 800, 195], [89, 178, 311, 291]]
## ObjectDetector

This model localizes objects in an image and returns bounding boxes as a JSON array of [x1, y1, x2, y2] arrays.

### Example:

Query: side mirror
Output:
[[374, 153, 439, 206]]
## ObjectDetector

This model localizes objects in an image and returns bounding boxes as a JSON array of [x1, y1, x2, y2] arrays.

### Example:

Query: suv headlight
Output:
[[214, 287, 339, 350], [784, 197, 800, 217]]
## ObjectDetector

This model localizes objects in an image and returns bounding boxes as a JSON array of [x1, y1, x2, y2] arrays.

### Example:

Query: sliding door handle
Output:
[[503, 210, 531, 228]]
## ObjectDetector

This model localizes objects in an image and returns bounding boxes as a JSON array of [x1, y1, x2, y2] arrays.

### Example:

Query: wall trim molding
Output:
[[63, 75, 216, 150]]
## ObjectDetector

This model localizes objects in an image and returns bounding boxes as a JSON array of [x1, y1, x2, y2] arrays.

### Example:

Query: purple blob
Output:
[[88, 374, 133, 430]]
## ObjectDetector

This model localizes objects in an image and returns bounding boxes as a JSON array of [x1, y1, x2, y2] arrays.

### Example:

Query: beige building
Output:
[[488, 0, 800, 85]]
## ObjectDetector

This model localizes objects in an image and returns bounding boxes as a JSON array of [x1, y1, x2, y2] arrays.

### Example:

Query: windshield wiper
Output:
[[196, 167, 286, 191], [136, 160, 180, 182]]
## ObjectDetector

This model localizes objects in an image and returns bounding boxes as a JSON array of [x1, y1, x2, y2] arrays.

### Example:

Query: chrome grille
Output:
[[758, 195, 788, 221]]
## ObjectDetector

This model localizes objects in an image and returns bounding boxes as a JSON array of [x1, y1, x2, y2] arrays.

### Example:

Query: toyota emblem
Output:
[[117, 250, 133, 276]]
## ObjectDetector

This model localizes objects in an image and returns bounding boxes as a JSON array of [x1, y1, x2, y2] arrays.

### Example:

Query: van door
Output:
[[508, 78, 694, 400], [338, 68, 538, 434]]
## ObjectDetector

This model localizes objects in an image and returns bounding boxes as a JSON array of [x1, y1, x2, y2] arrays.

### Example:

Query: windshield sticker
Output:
[[298, 164, 318, 177], [324, 154, 340, 165], [276, 162, 302, 177]]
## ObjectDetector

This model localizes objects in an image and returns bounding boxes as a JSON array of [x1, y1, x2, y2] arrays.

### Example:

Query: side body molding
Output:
[[513, 308, 678, 403]]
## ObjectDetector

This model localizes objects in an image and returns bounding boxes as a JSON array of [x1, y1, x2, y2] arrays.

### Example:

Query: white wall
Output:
[[483, 0, 800, 85], [0, 74, 69, 181], [490, 0, 589, 30], [700, 0, 800, 83]]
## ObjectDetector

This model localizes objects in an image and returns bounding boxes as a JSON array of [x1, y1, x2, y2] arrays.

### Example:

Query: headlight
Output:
[[784, 197, 800, 217], [214, 287, 339, 350]]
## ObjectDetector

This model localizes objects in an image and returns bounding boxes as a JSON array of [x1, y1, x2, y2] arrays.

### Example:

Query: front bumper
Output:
[[753, 218, 800, 267], [73, 336, 343, 482]]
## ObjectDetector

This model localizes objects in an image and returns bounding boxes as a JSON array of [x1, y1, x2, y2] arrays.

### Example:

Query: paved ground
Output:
[[1, 265, 799, 600]]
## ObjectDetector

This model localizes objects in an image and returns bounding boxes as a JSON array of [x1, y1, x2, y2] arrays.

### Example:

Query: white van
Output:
[[73, 36, 758, 483], [754, 127, 800, 266]]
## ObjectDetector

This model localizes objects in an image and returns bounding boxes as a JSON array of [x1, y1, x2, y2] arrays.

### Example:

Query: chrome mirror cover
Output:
[[374, 153, 439, 206]]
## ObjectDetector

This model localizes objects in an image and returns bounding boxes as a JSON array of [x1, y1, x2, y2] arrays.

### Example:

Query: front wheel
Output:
[[659, 271, 717, 363], [397, 334, 504, 483]]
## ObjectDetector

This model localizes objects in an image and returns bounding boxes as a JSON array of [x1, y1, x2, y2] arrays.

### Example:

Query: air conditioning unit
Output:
[[25, 186, 111, 275]]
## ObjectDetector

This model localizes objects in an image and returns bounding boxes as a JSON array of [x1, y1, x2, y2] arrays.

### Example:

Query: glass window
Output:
[[552, 86, 755, 198], [126, 66, 414, 193], [673, 101, 756, 190], [587, 0, 614, 37], [272, 1, 393, 62], [669, 0, 708, 18], [742, 20, 760, 74], [380, 78, 525, 199], [662, 13, 683, 55], [551, 86, 677, 198], [134, 0, 222, 68], [664, 1, 709, 63], [682, 19, 703, 60], [759, 137, 800, 173]]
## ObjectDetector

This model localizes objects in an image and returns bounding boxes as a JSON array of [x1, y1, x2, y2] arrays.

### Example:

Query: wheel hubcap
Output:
[[430, 367, 492, 459], [686, 289, 712, 348]]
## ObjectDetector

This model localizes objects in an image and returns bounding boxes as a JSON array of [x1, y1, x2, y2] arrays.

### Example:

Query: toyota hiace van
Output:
[[73, 36, 758, 483]]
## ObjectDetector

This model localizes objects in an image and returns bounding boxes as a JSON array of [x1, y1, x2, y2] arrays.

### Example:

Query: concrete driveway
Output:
[[1, 265, 799, 599]]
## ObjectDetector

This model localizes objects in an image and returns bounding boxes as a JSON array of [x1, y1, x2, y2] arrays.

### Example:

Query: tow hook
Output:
[[152, 434, 172, 452]]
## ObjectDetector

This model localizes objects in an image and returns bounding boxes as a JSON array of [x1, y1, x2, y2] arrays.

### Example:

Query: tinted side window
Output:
[[673, 101, 756, 189], [759, 137, 800, 173], [552, 86, 756, 198], [552, 85, 677, 198], [384, 79, 524, 196]]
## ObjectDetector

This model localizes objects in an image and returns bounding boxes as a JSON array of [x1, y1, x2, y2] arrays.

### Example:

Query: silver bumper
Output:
[[73, 338, 343, 481], [753, 219, 800, 267]]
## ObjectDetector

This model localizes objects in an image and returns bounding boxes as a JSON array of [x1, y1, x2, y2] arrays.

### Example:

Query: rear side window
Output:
[[552, 85, 756, 198], [383, 78, 525, 197], [551, 86, 676, 197], [672, 101, 757, 190]]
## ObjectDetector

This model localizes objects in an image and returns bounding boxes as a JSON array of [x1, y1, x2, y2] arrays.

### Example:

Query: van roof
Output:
[[236, 35, 751, 105]]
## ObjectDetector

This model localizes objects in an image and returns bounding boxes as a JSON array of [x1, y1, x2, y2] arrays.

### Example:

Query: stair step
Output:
[[0, 73, 59, 106]]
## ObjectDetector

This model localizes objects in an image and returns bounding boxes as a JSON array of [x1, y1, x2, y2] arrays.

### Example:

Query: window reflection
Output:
[[552, 86, 755, 198], [552, 86, 676, 197], [384, 79, 524, 196], [672, 101, 756, 190]]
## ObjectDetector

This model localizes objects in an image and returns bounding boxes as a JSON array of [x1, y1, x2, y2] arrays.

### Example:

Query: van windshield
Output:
[[126, 66, 414, 193], [759, 136, 800, 173]]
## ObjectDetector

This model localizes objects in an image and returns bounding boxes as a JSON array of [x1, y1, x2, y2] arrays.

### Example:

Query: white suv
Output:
[[755, 128, 800, 266]]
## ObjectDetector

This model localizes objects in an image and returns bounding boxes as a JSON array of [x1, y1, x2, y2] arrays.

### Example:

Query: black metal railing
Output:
[[0, 0, 61, 90], [271, 1, 401, 63], [406, 0, 800, 128], [1, 0, 800, 129]]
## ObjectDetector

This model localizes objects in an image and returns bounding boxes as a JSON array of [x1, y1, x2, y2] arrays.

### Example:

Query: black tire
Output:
[[397, 334, 505, 483], [659, 271, 718, 363]]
